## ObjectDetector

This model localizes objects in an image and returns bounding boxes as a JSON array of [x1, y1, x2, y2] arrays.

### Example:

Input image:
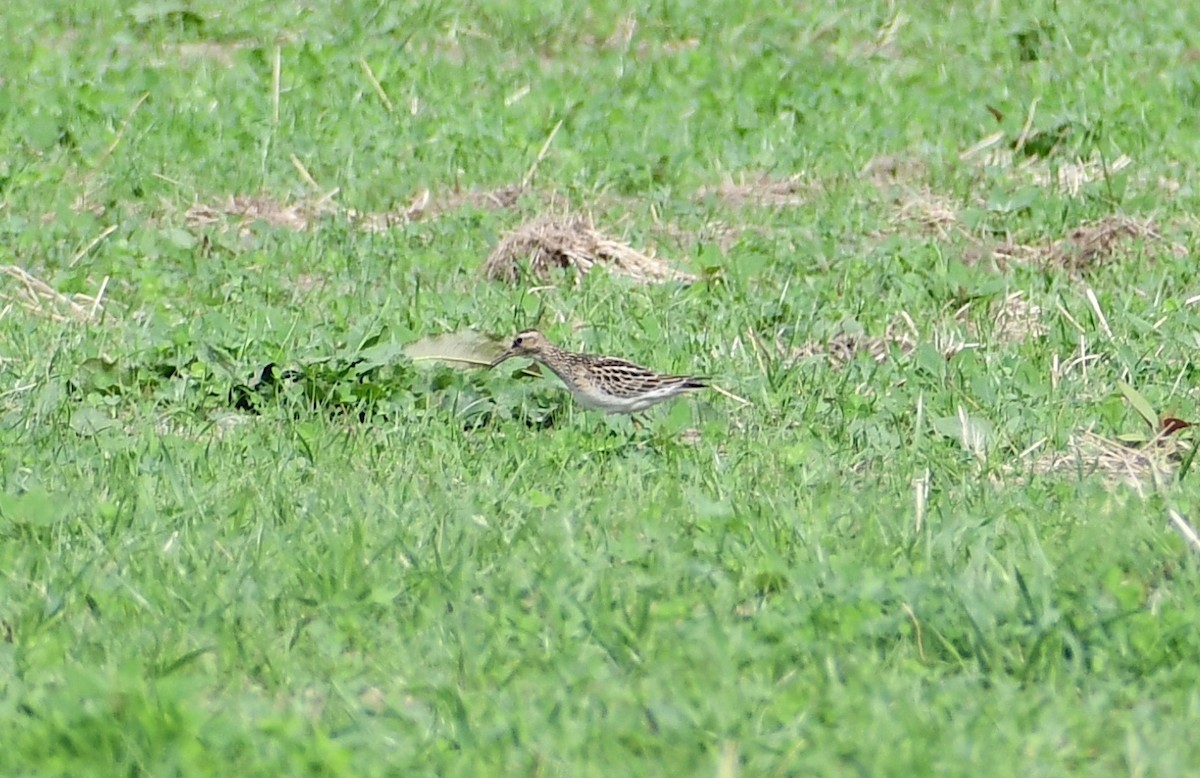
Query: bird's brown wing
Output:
[[589, 357, 707, 398]]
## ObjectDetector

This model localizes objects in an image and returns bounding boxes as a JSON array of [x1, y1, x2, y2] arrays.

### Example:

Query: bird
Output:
[[488, 329, 710, 415]]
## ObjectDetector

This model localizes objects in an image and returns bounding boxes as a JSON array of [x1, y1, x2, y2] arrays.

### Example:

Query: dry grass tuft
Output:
[[955, 291, 1047, 346], [782, 294, 1042, 368], [959, 131, 1135, 197], [862, 154, 929, 189], [442, 184, 524, 212], [1037, 157, 1133, 197], [0, 265, 108, 323], [1025, 430, 1191, 493], [158, 40, 253, 67], [879, 138, 1188, 271], [653, 220, 745, 253], [886, 182, 1185, 272], [352, 185, 525, 232], [1043, 216, 1186, 272], [696, 173, 811, 208], [892, 188, 961, 238], [985, 291, 1046, 344], [186, 185, 526, 236], [789, 331, 906, 366], [573, 13, 700, 58], [887, 189, 1173, 269], [985, 215, 1186, 272], [186, 194, 338, 233], [482, 215, 697, 285], [787, 314, 973, 368]]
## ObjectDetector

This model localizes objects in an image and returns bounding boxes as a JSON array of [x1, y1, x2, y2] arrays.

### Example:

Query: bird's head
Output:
[[489, 329, 552, 368]]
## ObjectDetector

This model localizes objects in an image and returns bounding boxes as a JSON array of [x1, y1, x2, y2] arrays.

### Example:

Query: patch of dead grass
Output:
[[358, 184, 524, 229], [884, 181, 1186, 272], [185, 194, 339, 233], [781, 312, 974, 369], [960, 131, 1135, 198], [879, 138, 1188, 271], [565, 12, 702, 58], [652, 220, 745, 253], [0, 266, 107, 323], [157, 40, 254, 67], [862, 154, 929, 189], [788, 331, 905, 366], [1025, 429, 1190, 493], [185, 184, 526, 236], [482, 215, 697, 285], [969, 291, 1047, 345], [696, 173, 812, 208], [987, 215, 1188, 273], [771, 293, 1043, 369], [1044, 216, 1186, 272], [892, 188, 961, 239]]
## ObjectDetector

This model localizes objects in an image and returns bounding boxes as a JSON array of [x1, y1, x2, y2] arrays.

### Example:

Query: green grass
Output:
[[3, 1, 1200, 775]]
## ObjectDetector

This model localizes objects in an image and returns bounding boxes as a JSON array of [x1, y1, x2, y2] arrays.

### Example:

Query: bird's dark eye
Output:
[[513, 337, 523, 346]]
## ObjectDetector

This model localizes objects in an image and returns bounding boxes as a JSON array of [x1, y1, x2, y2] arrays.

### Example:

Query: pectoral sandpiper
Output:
[[488, 329, 709, 415]]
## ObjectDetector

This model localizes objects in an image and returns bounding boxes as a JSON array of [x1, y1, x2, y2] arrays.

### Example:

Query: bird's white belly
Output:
[[574, 386, 674, 414]]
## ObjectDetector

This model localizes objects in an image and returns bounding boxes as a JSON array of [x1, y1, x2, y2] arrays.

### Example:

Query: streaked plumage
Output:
[[488, 329, 709, 414]]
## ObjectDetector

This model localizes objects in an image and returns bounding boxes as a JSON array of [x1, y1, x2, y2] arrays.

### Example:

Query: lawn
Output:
[[3, 0, 1200, 775]]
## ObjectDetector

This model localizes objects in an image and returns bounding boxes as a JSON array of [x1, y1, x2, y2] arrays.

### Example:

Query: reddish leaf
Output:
[[1160, 417, 1193, 436]]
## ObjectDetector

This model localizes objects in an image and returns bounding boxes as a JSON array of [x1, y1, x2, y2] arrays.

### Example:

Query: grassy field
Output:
[[3, 0, 1200, 774]]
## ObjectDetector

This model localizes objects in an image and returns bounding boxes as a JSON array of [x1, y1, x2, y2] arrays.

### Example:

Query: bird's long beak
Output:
[[488, 348, 515, 369]]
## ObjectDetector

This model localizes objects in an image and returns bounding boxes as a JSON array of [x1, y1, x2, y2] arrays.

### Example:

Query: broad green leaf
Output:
[[404, 330, 502, 369], [1118, 381, 1158, 431], [356, 341, 409, 371], [0, 487, 58, 526], [70, 407, 118, 437]]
